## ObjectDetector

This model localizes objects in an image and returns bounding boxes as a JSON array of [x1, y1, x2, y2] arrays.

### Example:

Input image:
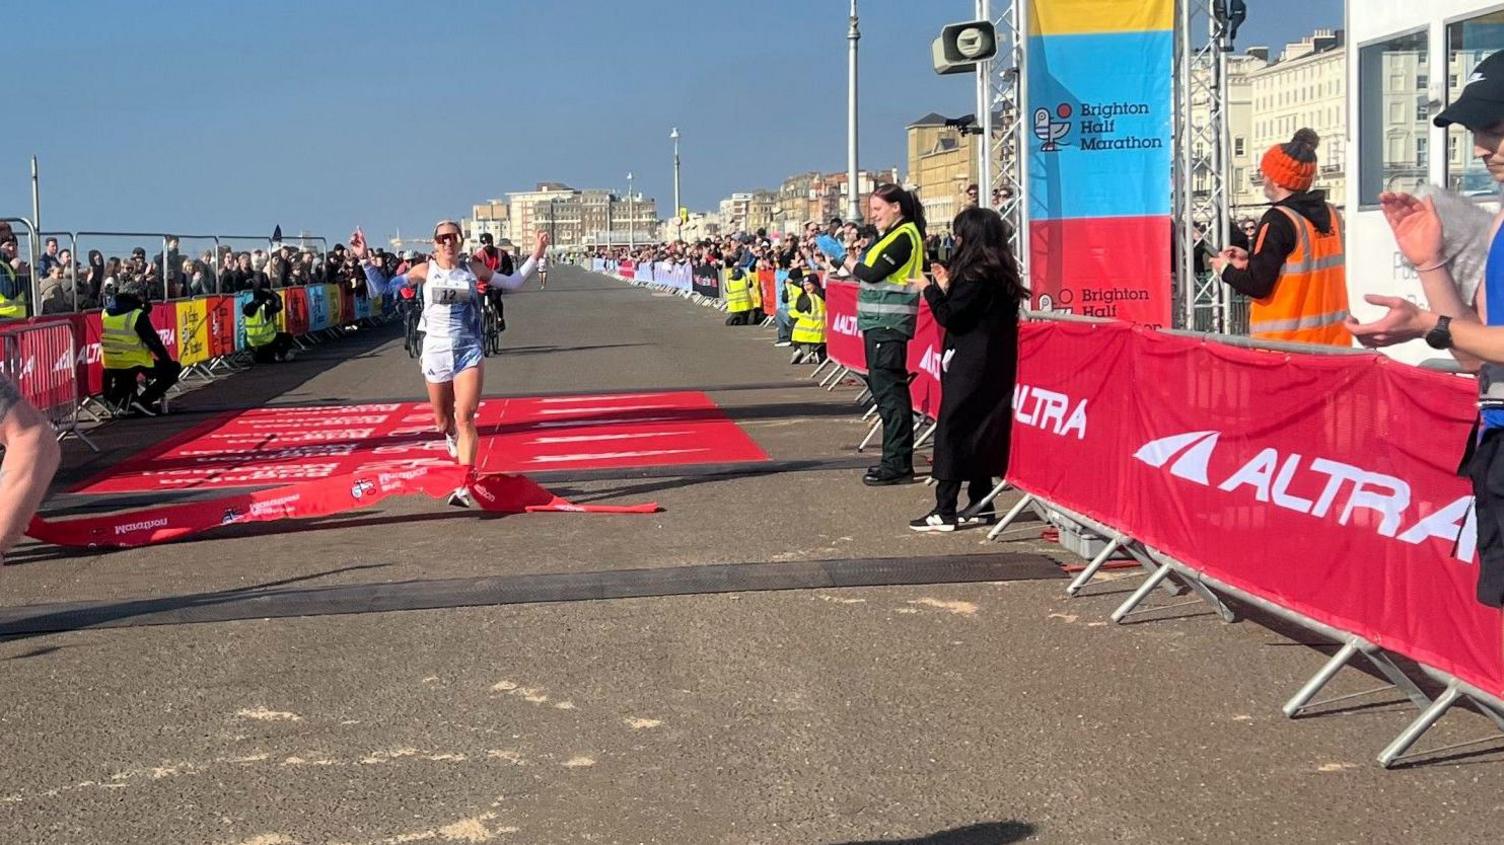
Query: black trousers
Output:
[[250, 332, 294, 364], [725, 310, 752, 326], [103, 359, 181, 408], [1467, 427, 1504, 607], [864, 329, 913, 474], [935, 478, 994, 519]]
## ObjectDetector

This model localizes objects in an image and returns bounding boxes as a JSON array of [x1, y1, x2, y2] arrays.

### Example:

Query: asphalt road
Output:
[[1, 265, 1502, 845]]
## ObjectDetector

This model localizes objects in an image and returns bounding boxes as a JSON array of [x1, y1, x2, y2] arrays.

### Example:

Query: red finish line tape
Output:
[[27, 466, 658, 549]]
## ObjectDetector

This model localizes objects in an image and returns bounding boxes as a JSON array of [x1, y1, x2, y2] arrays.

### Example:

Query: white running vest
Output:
[[422, 261, 480, 343]]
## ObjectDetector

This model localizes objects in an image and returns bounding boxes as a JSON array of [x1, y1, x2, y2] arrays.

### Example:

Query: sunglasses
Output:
[[434, 233, 461, 245]]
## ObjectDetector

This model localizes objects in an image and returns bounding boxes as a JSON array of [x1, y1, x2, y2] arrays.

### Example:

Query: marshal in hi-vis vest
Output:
[[790, 291, 827, 345], [244, 302, 278, 348], [1248, 205, 1349, 346], [856, 220, 923, 337], [101, 309, 154, 369], [723, 268, 753, 313]]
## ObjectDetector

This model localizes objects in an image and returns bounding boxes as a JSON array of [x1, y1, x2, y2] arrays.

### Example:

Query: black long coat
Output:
[[923, 271, 1020, 481]]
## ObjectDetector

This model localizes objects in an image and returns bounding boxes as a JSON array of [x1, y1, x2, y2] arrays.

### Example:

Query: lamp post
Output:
[[627, 171, 635, 250], [846, 0, 861, 222], [549, 197, 557, 247], [670, 128, 682, 243]]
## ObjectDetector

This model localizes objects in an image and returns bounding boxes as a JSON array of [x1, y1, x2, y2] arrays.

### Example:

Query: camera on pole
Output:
[[932, 20, 998, 76]]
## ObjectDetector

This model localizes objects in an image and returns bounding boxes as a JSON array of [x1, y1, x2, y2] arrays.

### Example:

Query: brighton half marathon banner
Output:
[[1009, 319, 1504, 695], [1026, 0, 1172, 326], [29, 466, 659, 549]]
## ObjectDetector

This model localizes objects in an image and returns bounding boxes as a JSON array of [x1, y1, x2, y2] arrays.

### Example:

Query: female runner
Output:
[[353, 221, 548, 506]]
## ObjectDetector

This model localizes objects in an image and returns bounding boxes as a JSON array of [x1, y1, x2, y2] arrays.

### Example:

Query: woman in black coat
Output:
[[911, 206, 1026, 533]]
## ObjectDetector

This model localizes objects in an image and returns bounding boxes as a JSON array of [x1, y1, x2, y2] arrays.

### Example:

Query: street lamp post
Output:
[[627, 171, 635, 250], [549, 197, 557, 247], [670, 128, 682, 243], [846, 0, 861, 222]]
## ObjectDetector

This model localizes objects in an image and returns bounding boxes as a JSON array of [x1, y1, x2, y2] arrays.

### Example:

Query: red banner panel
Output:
[[1028, 216, 1172, 328], [206, 296, 237, 358], [149, 302, 179, 360], [1009, 320, 1503, 694], [823, 281, 866, 376]]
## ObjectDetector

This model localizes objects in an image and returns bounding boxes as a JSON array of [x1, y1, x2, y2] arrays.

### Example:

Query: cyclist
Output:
[[472, 233, 512, 347], [354, 222, 548, 507]]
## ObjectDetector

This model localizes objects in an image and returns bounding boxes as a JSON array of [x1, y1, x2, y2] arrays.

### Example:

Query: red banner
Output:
[[282, 288, 310, 336], [1010, 320, 1503, 694], [77, 311, 104, 397], [757, 269, 776, 316], [207, 296, 237, 358], [1, 318, 78, 419], [618, 260, 636, 280], [29, 466, 657, 549], [823, 281, 865, 376], [149, 302, 179, 360]]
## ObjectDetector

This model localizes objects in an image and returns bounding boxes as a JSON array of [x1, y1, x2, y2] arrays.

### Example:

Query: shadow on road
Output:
[[832, 821, 1036, 845], [0, 563, 390, 642]]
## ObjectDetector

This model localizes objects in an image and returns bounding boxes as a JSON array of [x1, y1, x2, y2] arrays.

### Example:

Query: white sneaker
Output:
[[129, 400, 157, 417], [909, 512, 957, 533], [790, 349, 804, 364], [774, 341, 792, 348], [445, 433, 458, 458], [447, 486, 472, 508]]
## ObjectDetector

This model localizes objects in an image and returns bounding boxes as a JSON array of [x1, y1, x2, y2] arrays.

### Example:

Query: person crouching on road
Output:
[[1212, 128, 1350, 346], [910, 207, 1024, 533], [101, 280, 181, 416], [843, 183, 928, 487], [723, 263, 756, 326], [243, 277, 297, 363], [788, 269, 827, 365]]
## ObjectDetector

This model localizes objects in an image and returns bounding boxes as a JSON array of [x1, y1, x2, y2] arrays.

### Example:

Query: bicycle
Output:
[[481, 289, 505, 356], [401, 296, 423, 358]]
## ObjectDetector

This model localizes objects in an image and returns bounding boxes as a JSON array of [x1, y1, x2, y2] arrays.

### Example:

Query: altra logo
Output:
[[1134, 431, 1477, 561], [919, 347, 942, 381], [1013, 385, 1087, 440], [831, 314, 859, 337]]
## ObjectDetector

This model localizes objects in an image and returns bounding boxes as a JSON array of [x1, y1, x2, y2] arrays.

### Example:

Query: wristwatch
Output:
[[1425, 315, 1454, 350]]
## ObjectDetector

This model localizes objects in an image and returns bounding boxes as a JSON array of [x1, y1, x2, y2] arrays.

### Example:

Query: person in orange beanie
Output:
[[1212, 127, 1350, 346]]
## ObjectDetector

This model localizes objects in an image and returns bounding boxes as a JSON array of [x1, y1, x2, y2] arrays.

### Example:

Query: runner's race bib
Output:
[[428, 274, 473, 305]]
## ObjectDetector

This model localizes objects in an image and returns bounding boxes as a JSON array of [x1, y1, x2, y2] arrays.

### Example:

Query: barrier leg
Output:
[[856, 417, 882, 453], [861, 404, 879, 422], [821, 366, 848, 390], [985, 493, 1035, 542], [1282, 642, 1360, 718], [1065, 536, 1124, 597], [1379, 684, 1462, 768], [853, 387, 871, 405], [809, 358, 834, 381], [913, 420, 938, 450], [1110, 564, 1174, 623]]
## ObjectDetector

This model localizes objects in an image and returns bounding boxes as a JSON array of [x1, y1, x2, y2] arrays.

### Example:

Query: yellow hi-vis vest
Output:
[[245, 302, 277, 348], [790, 291, 827, 345], [0, 265, 26, 319], [102, 309, 154, 369], [856, 220, 923, 337], [723, 269, 753, 313]]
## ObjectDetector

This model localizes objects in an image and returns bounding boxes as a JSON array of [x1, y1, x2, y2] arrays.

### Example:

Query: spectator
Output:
[[788, 269, 826, 365], [964, 183, 979, 208], [37, 237, 60, 278], [100, 279, 181, 416], [1212, 128, 1349, 346], [84, 250, 106, 303], [911, 206, 1025, 532], [0, 236, 30, 319], [722, 262, 756, 326], [241, 275, 296, 363]]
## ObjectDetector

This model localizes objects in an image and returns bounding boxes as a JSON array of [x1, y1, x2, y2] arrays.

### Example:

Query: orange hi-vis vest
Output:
[[1248, 204, 1349, 346]]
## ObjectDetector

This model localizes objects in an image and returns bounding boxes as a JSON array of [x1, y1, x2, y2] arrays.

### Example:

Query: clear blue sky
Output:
[[4, 0, 1339, 246]]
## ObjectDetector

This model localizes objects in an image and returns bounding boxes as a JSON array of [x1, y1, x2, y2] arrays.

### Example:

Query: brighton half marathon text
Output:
[[1079, 287, 1150, 318]]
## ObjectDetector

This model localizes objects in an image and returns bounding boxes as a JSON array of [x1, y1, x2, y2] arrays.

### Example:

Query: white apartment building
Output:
[[1242, 30, 1347, 217]]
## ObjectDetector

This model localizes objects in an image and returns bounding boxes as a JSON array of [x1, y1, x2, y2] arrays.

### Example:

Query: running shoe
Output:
[[774, 341, 792, 348], [445, 433, 458, 458], [128, 400, 158, 417], [447, 486, 473, 508], [909, 511, 957, 533]]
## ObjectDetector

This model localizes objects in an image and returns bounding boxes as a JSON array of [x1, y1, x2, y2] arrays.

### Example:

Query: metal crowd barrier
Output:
[[971, 311, 1504, 769], [0, 319, 94, 450]]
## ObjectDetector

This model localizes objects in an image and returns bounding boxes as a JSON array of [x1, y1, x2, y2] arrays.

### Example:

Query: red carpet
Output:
[[73, 391, 769, 494]]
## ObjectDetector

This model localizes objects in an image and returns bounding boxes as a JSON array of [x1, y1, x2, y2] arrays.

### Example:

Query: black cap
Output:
[[1436, 51, 1504, 130]]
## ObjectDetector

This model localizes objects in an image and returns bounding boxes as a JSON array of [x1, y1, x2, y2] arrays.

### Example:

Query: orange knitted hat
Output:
[[1260, 128, 1320, 192]]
